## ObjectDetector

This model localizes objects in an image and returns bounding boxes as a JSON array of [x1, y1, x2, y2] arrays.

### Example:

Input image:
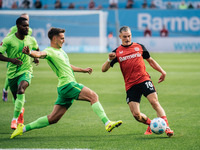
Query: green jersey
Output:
[[7, 25, 32, 37], [44, 47, 76, 87], [0, 34, 38, 79]]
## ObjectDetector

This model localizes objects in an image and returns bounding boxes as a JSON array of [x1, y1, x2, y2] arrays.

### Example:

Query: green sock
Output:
[[92, 101, 109, 124], [13, 94, 25, 118], [25, 116, 49, 132]]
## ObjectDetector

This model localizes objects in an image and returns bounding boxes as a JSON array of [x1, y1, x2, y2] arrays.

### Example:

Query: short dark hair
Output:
[[16, 17, 28, 25], [119, 26, 131, 33], [48, 27, 65, 40]]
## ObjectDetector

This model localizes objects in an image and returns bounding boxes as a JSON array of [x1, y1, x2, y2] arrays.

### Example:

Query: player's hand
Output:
[[83, 68, 93, 74], [158, 71, 166, 83], [109, 52, 116, 60], [11, 57, 23, 66], [33, 58, 39, 66], [22, 46, 30, 55]]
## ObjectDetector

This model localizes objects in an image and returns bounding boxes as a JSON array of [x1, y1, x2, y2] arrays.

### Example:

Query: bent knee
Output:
[[88, 91, 98, 102], [17, 89, 25, 94], [48, 116, 60, 125], [92, 91, 98, 100], [50, 119, 59, 124]]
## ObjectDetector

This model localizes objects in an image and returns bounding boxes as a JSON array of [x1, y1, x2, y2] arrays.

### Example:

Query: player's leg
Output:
[[10, 88, 17, 101], [25, 105, 66, 130], [128, 102, 150, 124], [11, 83, 70, 139], [10, 73, 31, 129], [128, 101, 152, 134], [128, 102, 152, 135], [8, 76, 20, 129], [16, 80, 29, 120], [147, 92, 174, 137], [47, 105, 67, 124], [146, 92, 165, 117], [127, 83, 152, 134], [10, 105, 67, 139], [78, 86, 109, 123], [10, 80, 28, 129], [78, 86, 122, 132], [16, 72, 33, 125], [142, 80, 166, 118], [2, 77, 9, 101]]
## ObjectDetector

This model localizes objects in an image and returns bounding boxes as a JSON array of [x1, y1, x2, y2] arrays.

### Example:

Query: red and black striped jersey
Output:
[[110, 42, 151, 91]]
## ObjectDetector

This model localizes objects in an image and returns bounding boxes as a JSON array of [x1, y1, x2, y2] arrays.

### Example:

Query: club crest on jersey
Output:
[[0, 42, 3, 46], [134, 47, 140, 51], [119, 51, 123, 54]]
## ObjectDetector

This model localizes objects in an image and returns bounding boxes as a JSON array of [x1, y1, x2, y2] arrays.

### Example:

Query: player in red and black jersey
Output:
[[102, 26, 174, 137]]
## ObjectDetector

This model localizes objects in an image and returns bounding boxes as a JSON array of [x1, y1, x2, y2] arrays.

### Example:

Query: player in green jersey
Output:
[[2, 13, 34, 102], [10, 27, 122, 139], [7, 13, 33, 37], [0, 17, 40, 130]]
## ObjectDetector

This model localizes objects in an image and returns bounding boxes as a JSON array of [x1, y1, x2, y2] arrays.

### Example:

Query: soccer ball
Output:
[[150, 118, 167, 134]]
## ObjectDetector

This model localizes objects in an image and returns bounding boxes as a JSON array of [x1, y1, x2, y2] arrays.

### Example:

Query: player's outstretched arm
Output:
[[0, 53, 22, 66], [102, 52, 116, 72], [70, 65, 93, 74], [22, 46, 47, 59], [146, 57, 166, 83]]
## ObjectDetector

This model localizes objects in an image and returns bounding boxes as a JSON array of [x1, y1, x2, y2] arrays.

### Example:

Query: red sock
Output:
[[161, 116, 169, 127], [144, 117, 151, 125]]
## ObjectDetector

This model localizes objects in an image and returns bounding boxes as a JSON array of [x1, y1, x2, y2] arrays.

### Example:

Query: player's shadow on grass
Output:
[[0, 132, 11, 134], [4, 133, 171, 142], [137, 136, 171, 140]]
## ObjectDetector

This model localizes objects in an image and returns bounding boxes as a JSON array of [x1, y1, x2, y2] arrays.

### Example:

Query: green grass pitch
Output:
[[0, 53, 200, 150]]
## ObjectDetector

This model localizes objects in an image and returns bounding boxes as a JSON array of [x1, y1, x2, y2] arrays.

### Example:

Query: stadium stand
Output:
[[1, 0, 200, 10]]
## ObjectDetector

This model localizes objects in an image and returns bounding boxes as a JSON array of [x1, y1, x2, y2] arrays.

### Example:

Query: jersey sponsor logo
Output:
[[134, 47, 140, 51], [119, 53, 141, 62]]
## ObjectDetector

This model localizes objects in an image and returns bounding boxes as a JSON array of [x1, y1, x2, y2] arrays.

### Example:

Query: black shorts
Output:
[[126, 80, 156, 103]]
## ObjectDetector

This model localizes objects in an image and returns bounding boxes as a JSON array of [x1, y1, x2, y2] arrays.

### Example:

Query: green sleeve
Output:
[[6, 26, 17, 37], [32, 37, 39, 50], [43, 48, 52, 59], [0, 38, 9, 54]]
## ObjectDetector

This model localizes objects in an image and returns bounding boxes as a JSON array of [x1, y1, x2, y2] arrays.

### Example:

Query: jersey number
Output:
[[145, 81, 154, 90]]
